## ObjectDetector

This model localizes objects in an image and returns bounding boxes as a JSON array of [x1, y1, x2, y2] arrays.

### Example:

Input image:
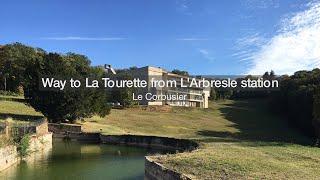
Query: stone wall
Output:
[[53, 132, 100, 142], [100, 135, 198, 151], [145, 157, 192, 180], [0, 145, 18, 172], [48, 123, 82, 134], [2, 119, 48, 138], [28, 133, 52, 153], [35, 121, 49, 135], [0, 133, 52, 172]]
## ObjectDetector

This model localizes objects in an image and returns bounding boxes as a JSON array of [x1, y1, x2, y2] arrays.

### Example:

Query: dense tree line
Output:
[[0, 43, 111, 123], [0, 43, 44, 93], [271, 69, 320, 139], [171, 69, 189, 76], [209, 71, 276, 100], [208, 69, 320, 140]]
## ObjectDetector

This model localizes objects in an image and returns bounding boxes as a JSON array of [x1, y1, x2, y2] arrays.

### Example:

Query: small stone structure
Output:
[[48, 123, 82, 134], [1, 119, 49, 138], [53, 132, 101, 142], [0, 120, 52, 172]]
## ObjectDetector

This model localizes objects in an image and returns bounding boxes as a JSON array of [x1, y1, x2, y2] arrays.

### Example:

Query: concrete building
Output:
[[129, 66, 210, 108]]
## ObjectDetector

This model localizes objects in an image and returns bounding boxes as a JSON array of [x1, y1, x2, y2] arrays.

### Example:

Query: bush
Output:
[[17, 134, 30, 157]]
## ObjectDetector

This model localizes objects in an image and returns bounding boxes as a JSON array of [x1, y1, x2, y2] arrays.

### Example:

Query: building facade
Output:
[[129, 66, 210, 108]]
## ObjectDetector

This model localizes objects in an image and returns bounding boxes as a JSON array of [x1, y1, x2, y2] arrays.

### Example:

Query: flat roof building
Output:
[[128, 66, 210, 108]]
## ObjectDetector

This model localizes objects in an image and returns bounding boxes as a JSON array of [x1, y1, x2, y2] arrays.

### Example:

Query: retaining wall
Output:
[[48, 123, 82, 134], [0, 146, 18, 172], [100, 135, 198, 151], [28, 133, 53, 153], [145, 157, 192, 180], [35, 121, 49, 135], [0, 133, 52, 172], [53, 132, 100, 142]]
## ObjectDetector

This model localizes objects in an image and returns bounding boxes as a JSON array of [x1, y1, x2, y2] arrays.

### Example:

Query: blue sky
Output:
[[1, 0, 319, 75]]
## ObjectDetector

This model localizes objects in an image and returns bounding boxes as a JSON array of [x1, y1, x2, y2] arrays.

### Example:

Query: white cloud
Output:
[[177, 38, 208, 41], [198, 49, 214, 62], [242, 0, 280, 9], [42, 36, 125, 41], [235, 33, 267, 48], [176, 0, 192, 15], [238, 1, 320, 75], [233, 33, 267, 62]]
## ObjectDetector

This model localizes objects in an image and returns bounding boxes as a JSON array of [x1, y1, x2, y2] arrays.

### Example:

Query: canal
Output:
[[0, 140, 163, 180]]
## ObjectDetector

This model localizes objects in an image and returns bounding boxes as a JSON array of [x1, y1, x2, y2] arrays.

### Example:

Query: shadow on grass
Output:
[[197, 99, 312, 146], [0, 113, 43, 121]]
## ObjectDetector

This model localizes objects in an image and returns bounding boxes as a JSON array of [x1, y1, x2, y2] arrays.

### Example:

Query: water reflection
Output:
[[0, 140, 166, 180]]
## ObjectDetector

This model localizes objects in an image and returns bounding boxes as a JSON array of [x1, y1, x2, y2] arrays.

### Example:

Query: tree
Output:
[[313, 87, 320, 141], [171, 69, 189, 76], [270, 68, 320, 138], [0, 43, 44, 93], [209, 88, 216, 100], [110, 72, 135, 107], [24, 52, 111, 123]]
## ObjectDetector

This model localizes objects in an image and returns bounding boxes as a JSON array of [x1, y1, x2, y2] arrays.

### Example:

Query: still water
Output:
[[0, 141, 160, 180]]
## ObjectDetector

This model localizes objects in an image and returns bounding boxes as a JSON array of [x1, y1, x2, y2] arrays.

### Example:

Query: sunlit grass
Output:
[[1, 96, 319, 179]]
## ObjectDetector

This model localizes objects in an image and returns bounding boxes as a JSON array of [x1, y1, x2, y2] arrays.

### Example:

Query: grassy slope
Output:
[[0, 99, 43, 122], [1, 98, 320, 179], [83, 99, 307, 143], [154, 142, 320, 179], [0, 99, 43, 148], [83, 99, 319, 179]]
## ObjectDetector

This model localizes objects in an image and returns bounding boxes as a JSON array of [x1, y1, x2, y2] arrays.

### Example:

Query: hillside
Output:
[[1, 97, 320, 179]]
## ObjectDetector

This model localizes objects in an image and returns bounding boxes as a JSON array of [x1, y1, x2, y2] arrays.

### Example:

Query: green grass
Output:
[[0, 99, 42, 147], [83, 99, 308, 143], [153, 142, 320, 179], [1, 96, 319, 179], [0, 100, 43, 122], [82, 99, 319, 179], [0, 95, 24, 99]]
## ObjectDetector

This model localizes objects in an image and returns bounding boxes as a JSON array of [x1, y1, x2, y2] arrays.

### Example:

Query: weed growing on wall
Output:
[[17, 134, 30, 158]]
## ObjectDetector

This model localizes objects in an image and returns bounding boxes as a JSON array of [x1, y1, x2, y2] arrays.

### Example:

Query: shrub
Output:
[[17, 134, 30, 157]]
